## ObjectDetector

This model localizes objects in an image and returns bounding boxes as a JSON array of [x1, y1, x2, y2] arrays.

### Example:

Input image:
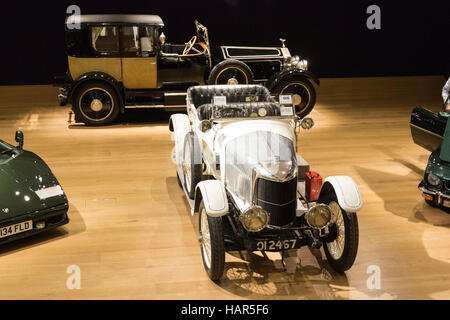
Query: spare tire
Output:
[[207, 59, 254, 85]]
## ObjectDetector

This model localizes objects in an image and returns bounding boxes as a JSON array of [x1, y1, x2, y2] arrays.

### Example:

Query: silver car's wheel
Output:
[[198, 201, 225, 281]]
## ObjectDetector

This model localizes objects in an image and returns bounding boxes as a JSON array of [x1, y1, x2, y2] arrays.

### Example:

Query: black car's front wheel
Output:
[[72, 81, 120, 126], [272, 77, 316, 118], [208, 59, 254, 85], [199, 201, 225, 281], [322, 195, 359, 273]]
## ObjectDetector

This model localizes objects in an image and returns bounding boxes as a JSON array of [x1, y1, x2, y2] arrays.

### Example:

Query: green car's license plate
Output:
[[254, 239, 301, 251], [0, 220, 33, 239]]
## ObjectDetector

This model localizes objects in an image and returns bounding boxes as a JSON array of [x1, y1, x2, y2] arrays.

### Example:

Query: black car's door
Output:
[[121, 25, 157, 89], [410, 107, 445, 152], [157, 44, 209, 87]]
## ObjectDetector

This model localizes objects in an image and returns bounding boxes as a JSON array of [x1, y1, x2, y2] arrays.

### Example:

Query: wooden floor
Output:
[[0, 76, 449, 300]]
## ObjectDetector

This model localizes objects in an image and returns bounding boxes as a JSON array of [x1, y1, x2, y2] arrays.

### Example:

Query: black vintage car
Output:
[[57, 14, 319, 125]]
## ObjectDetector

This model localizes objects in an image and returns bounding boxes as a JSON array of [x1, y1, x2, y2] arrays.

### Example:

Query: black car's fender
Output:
[[68, 72, 124, 112], [265, 68, 320, 91]]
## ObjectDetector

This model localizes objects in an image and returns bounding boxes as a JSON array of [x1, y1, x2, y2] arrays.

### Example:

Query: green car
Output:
[[0, 131, 69, 244], [410, 106, 450, 209]]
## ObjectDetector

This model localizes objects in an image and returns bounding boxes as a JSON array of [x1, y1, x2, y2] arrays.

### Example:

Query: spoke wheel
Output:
[[326, 201, 346, 260], [199, 201, 225, 281], [322, 195, 359, 273]]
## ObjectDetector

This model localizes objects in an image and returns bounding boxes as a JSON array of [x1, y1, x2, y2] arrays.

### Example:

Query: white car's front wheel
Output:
[[322, 195, 359, 273], [199, 201, 225, 281]]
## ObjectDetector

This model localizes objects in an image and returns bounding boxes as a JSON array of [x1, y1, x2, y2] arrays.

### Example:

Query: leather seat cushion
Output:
[[188, 85, 274, 108], [197, 102, 281, 120]]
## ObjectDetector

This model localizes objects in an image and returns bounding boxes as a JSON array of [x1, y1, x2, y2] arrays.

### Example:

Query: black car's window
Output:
[[91, 26, 119, 53], [139, 26, 156, 56], [121, 26, 140, 53]]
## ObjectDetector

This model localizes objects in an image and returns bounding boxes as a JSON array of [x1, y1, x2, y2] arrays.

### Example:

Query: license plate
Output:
[[254, 239, 301, 252], [0, 220, 33, 239], [443, 199, 450, 208]]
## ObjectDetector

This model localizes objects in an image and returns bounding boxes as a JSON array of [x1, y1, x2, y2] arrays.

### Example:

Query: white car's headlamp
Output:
[[240, 205, 270, 232], [305, 204, 332, 229]]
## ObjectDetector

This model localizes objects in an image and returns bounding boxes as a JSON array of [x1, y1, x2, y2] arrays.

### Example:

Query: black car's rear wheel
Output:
[[199, 201, 225, 281], [73, 81, 120, 126], [273, 77, 316, 118], [322, 194, 359, 273], [208, 60, 254, 85]]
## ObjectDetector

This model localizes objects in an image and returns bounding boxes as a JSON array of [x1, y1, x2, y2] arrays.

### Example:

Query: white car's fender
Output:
[[193, 180, 229, 217], [169, 114, 191, 165], [318, 176, 363, 212]]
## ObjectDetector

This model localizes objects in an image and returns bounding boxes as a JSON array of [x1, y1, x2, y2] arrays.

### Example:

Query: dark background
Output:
[[1, 0, 449, 85]]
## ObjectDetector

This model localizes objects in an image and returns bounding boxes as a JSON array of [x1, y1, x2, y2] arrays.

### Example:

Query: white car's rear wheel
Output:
[[199, 201, 225, 281], [182, 132, 202, 199]]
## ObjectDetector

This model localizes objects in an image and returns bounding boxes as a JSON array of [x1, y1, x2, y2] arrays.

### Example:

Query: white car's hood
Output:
[[212, 119, 296, 182], [214, 119, 296, 151]]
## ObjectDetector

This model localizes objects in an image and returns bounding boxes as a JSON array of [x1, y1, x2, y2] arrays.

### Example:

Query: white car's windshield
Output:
[[225, 131, 297, 203]]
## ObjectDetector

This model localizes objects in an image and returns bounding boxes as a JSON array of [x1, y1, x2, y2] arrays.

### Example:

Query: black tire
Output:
[[207, 59, 254, 85], [272, 77, 316, 118], [72, 81, 120, 126], [322, 192, 359, 273], [183, 132, 202, 199], [198, 201, 225, 281]]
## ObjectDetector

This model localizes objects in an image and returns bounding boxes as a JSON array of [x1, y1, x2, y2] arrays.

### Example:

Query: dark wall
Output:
[[0, 0, 449, 85]]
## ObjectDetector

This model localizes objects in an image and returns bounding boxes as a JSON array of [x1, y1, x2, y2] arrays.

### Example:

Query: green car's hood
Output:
[[0, 150, 67, 219], [426, 148, 450, 180]]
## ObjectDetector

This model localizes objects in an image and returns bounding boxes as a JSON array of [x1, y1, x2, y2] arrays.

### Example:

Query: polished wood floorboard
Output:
[[0, 76, 448, 299]]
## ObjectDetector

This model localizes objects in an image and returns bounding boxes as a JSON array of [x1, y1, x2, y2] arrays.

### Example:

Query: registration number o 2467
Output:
[[256, 239, 297, 251]]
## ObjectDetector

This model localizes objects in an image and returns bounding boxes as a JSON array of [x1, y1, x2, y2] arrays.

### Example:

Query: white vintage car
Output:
[[169, 84, 362, 281]]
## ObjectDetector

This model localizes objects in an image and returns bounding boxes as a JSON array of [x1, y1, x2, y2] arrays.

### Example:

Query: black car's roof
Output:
[[66, 14, 164, 26]]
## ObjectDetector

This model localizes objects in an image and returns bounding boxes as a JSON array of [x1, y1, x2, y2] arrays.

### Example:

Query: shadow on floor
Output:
[[355, 155, 450, 298], [68, 109, 183, 129], [165, 177, 351, 300], [216, 248, 351, 300], [0, 203, 86, 257]]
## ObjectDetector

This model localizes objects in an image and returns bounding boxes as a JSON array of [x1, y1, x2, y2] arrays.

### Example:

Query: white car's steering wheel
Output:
[[182, 36, 197, 55]]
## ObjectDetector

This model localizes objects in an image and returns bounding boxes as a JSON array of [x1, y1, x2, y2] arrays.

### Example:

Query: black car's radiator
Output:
[[256, 177, 297, 227]]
